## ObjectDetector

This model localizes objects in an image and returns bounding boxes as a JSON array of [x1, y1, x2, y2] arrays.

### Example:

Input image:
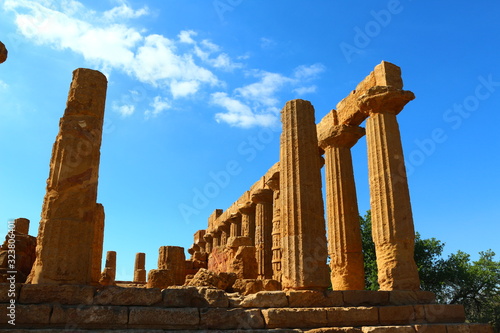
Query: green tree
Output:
[[360, 211, 500, 331]]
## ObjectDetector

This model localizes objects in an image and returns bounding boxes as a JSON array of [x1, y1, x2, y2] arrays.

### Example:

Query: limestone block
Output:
[[262, 308, 328, 329], [326, 307, 379, 326], [0, 303, 51, 326], [379, 305, 417, 325], [199, 287, 230, 307], [240, 291, 288, 308], [162, 286, 208, 307], [13, 218, 30, 234], [50, 304, 128, 328], [0, 283, 21, 303], [424, 304, 465, 323], [0, 231, 36, 283], [414, 324, 448, 333], [388, 290, 436, 305], [0, 41, 7, 63], [128, 307, 199, 328], [308, 328, 363, 333], [230, 245, 258, 279], [262, 279, 281, 291], [200, 308, 265, 330], [287, 290, 330, 307], [342, 290, 389, 306], [158, 246, 186, 285], [467, 324, 495, 333], [226, 236, 253, 248], [19, 284, 95, 305], [30, 68, 107, 285], [325, 290, 344, 306], [147, 269, 175, 289], [186, 268, 236, 290], [361, 326, 415, 333], [232, 279, 264, 295], [93, 286, 162, 305]]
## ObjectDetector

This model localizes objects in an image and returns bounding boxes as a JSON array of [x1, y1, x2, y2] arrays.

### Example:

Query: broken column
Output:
[[100, 251, 116, 286], [359, 62, 420, 290], [134, 252, 146, 283], [238, 200, 255, 244], [252, 189, 274, 280], [0, 41, 7, 64], [280, 99, 330, 290], [29, 68, 107, 285], [13, 218, 30, 235], [158, 246, 186, 285], [91, 204, 105, 285], [266, 171, 282, 282], [318, 110, 365, 290]]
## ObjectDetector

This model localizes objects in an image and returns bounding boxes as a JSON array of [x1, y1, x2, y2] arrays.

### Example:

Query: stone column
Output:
[[100, 251, 116, 286], [204, 233, 214, 253], [238, 202, 256, 245], [360, 86, 420, 290], [318, 113, 365, 290], [29, 68, 107, 285], [280, 99, 330, 290], [0, 41, 7, 64], [13, 218, 30, 235], [91, 204, 105, 285], [229, 212, 242, 238], [252, 188, 274, 280], [213, 230, 221, 248], [266, 173, 282, 282], [219, 224, 229, 247], [158, 246, 186, 285], [134, 252, 146, 283]]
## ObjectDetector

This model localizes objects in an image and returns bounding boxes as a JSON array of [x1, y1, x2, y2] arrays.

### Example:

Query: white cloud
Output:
[[293, 85, 317, 95], [293, 63, 325, 80], [0, 80, 8, 90], [260, 37, 276, 49], [178, 30, 197, 44], [170, 80, 200, 98], [113, 103, 135, 117], [145, 95, 171, 119], [103, 4, 149, 21], [236, 71, 292, 107]]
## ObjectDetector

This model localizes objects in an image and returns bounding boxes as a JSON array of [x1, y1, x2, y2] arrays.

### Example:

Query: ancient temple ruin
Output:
[[0, 45, 494, 332]]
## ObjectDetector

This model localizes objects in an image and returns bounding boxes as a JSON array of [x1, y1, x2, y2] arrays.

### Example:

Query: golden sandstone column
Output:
[[318, 111, 365, 290], [280, 99, 330, 290], [266, 172, 282, 282], [360, 84, 420, 290], [229, 213, 242, 238], [204, 233, 213, 253], [134, 252, 146, 283], [30, 68, 107, 285], [252, 189, 274, 279], [238, 201, 256, 245]]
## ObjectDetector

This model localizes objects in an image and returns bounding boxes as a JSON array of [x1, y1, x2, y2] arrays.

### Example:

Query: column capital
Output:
[[229, 212, 242, 220], [358, 86, 415, 116], [251, 188, 274, 204], [318, 124, 365, 149], [203, 232, 213, 241], [238, 201, 255, 215], [266, 173, 280, 192]]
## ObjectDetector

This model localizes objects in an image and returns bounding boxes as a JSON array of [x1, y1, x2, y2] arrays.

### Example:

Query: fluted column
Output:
[[229, 212, 242, 238], [219, 223, 229, 247], [266, 173, 282, 282], [212, 231, 221, 248], [238, 202, 256, 245], [134, 252, 146, 283], [204, 233, 214, 253], [280, 99, 330, 290], [252, 189, 274, 280], [360, 87, 420, 290], [29, 69, 107, 285], [318, 113, 365, 290]]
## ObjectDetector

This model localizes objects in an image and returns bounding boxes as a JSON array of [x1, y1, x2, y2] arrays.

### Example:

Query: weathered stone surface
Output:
[[342, 290, 389, 306], [232, 278, 264, 295], [91, 204, 105, 285], [50, 304, 128, 328], [287, 290, 329, 307], [325, 291, 344, 307], [379, 305, 417, 325], [424, 304, 465, 323], [240, 291, 288, 308], [0, 283, 21, 303], [0, 228, 36, 283], [318, 111, 365, 290], [239, 200, 256, 244], [252, 189, 274, 280], [414, 324, 448, 333], [326, 307, 379, 326], [361, 326, 415, 333], [262, 278, 281, 291], [262, 308, 327, 329], [200, 308, 265, 329], [0, 41, 7, 63], [388, 290, 436, 305], [163, 286, 229, 308], [0, 303, 51, 326], [186, 268, 236, 290], [29, 68, 107, 285], [133, 252, 146, 283], [94, 286, 162, 305], [99, 251, 116, 286], [19, 284, 95, 305], [307, 328, 363, 333], [147, 269, 175, 289], [231, 245, 258, 279], [266, 169, 282, 282], [280, 99, 329, 290], [158, 246, 186, 285], [467, 324, 495, 333], [13, 218, 30, 234], [128, 307, 199, 328], [208, 244, 257, 279]]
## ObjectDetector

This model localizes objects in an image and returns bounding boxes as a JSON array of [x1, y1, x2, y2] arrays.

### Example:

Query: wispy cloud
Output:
[[0, 80, 8, 90], [3, 0, 325, 128]]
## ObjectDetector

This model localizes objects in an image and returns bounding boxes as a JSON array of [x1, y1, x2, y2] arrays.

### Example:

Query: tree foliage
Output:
[[360, 211, 500, 331]]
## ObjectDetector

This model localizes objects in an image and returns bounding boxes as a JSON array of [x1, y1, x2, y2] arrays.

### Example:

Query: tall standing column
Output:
[[100, 251, 116, 286], [158, 246, 186, 285], [238, 202, 256, 245], [360, 87, 420, 290], [318, 113, 365, 290], [134, 252, 146, 283], [266, 173, 282, 282], [252, 189, 274, 280], [280, 99, 330, 290], [91, 204, 105, 285], [29, 68, 107, 285]]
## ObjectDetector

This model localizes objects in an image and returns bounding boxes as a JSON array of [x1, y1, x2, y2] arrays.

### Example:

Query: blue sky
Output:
[[1, 0, 499, 281]]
